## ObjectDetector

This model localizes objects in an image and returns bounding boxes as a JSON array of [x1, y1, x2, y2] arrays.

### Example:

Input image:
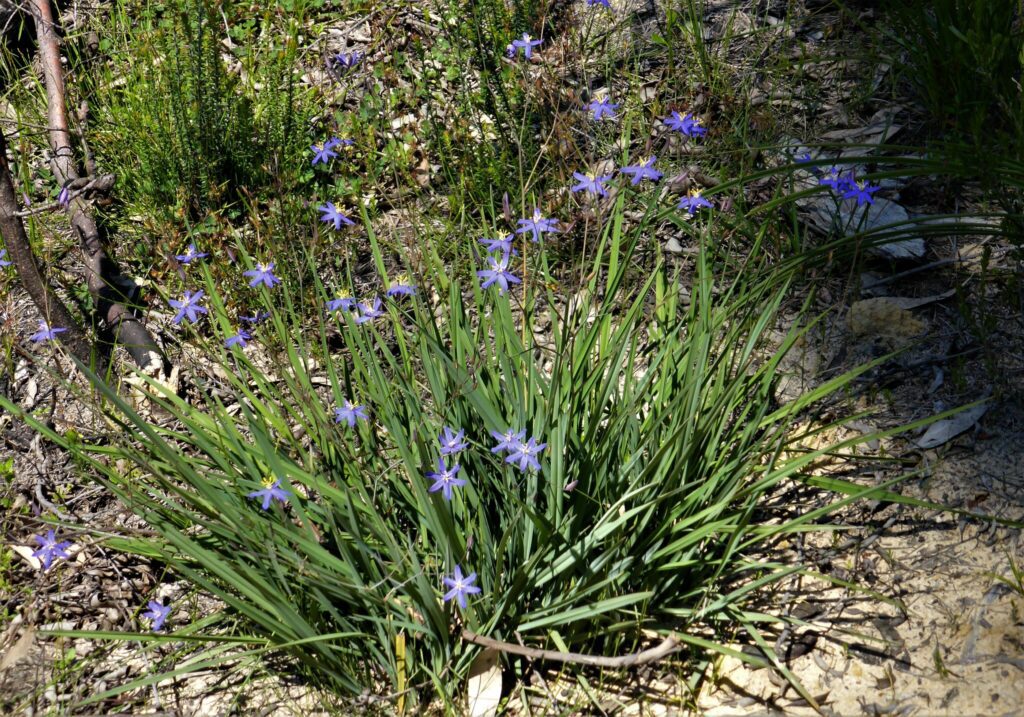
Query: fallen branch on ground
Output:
[[461, 629, 681, 668]]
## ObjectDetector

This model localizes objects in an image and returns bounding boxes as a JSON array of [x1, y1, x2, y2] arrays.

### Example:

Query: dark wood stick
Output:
[[29, 0, 167, 374], [461, 629, 680, 668]]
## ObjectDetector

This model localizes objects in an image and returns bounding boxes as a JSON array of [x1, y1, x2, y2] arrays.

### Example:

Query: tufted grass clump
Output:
[[5, 191, 905, 710]]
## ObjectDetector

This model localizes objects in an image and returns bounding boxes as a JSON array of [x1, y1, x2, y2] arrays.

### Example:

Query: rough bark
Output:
[[29, 0, 166, 374]]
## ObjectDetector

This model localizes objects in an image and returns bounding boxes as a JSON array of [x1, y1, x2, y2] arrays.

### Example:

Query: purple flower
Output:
[[0, 249, 11, 267], [491, 428, 526, 454], [842, 180, 881, 207], [326, 137, 354, 150], [334, 400, 369, 427], [442, 565, 481, 609], [586, 97, 619, 120], [247, 479, 291, 510], [819, 166, 854, 193], [795, 152, 821, 177], [587, 0, 612, 7], [677, 189, 713, 215], [515, 207, 560, 243], [509, 33, 543, 60], [169, 290, 208, 325], [355, 297, 384, 324], [318, 202, 355, 230], [664, 111, 706, 138], [505, 435, 547, 472], [439, 426, 469, 455], [31, 529, 71, 571], [427, 457, 466, 500], [326, 289, 357, 312], [175, 243, 209, 264], [225, 328, 252, 348], [479, 234, 518, 255], [311, 141, 339, 166], [142, 600, 172, 632], [239, 311, 270, 325], [571, 171, 613, 197], [57, 185, 70, 208], [30, 321, 67, 343], [244, 262, 281, 289], [328, 52, 363, 74], [619, 156, 663, 185], [477, 252, 521, 295], [385, 274, 417, 297]]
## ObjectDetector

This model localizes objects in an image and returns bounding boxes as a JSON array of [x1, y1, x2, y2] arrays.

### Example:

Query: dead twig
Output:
[[461, 629, 680, 668]]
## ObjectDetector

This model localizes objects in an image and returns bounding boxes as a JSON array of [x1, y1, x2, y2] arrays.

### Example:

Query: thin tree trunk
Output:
[[29, 0, 167, 374]]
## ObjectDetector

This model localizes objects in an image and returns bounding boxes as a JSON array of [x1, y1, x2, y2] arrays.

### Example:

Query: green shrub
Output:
[[91, 0, 310, 221]]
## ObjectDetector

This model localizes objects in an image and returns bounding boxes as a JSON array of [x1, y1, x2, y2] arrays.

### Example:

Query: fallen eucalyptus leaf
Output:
[[915, 404, 988, 449]]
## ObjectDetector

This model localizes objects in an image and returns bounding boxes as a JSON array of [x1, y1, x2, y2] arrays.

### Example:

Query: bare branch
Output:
[[460, 629, 681, 668]]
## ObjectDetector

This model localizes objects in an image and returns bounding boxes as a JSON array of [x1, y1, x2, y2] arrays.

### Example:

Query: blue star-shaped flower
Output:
[[586, 97, 619, 120], [442, 565, 481, 609], [505, 435, 547, 472], [31, 529, 72, 570], [142, 600, 172, 631], [247, 479, 291, 510], [1, 249, 13, 267], [327, 289, 358, 312], [571, 171, 613, 197], [175, 243, 209, 264], [439, 426, 469, 455], [427, 457, 466, 500], [244, 262, 282, 289], [477, 252, 521, 295], [168, 290, 208, 325], [819, 166, 854, 193], [328, 52, 363, 74], [355, 297, 384, 324], [311, 141, 339, 166], [587, 0, 612, 7], [325, 137, 354, 150], [509, 33, 543, 60], [842, 180, 881, 207], [225, 328, 252, 348], [334, 400, 369, 427], [678, 190, 713, 215], [490, 428, 526, 454], [385, 274, 417, 297], [515, 207, 560, 243], [318, 202, 355, 230], [29, 321, 68, 343], [479, 234, 518, 255], [664, 111, 706, 138], [619, 156, 663, 185], [239, 311, 270, 325]]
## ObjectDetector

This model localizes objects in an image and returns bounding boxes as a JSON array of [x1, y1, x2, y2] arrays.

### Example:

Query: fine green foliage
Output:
[[89, 0, 312, 222], [890, 0, 1024, 146], [7, 198, 895, 707]]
